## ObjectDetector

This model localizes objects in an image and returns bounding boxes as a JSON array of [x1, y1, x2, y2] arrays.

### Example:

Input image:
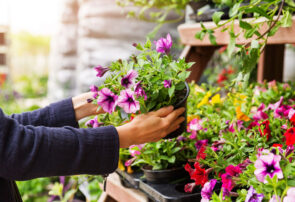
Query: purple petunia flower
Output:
[[94, 65, 109, 77], [237, 120, 245, 131], [118, 89, 140, 114], [96, 88, 118, 113], [154, 33, 173, 54], [201, 179, 217, 202], [163, 80, 172, 88], [85, 116, 103, 128], [245, 186, 264, 202], [254, 152, 283, 183], [177, 136, 187, 142], [90, 85, 99, 99], [286, 145, 294, 158], [134, 81, 147, 100], [284, 187, 295, 202], [121, 70, 138, 88], [274, 105, 291, 119]]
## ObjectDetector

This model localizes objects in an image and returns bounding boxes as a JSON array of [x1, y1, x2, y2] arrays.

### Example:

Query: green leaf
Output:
[[167, 156, 176, 163], [282, 10, 292, 27], [244, 7, 271, 19], [168, 85, 175, 98], [244, 28, 256, 38], [209, 33, 217, 45], [268, 23, 281, 37], [229, 3, 241, 17], [144, 38, 151, 49], [288, 180, 295, 186], [195, 31, 206, 40], [286, 0, 295, 7], [239, 20, 252, 30], [212, 12, 224, 25]]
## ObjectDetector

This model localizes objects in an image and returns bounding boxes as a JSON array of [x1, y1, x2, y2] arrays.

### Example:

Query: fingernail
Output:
[[167, 105, 174, 110]]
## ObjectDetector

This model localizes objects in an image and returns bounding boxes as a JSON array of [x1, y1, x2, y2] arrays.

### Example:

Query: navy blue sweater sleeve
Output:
[[9, 98, 79, 128], [0, 109, 119, 181]]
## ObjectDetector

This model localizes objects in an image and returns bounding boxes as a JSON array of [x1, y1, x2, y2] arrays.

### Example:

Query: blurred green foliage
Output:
[[11, 32, 50, 56]]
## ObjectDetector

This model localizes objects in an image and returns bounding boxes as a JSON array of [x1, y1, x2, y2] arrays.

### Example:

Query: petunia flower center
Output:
[[266, 164, 275, 173], [122, 78, 130, 85], [128, 97, 134, 103], [107, 95, 114, 102]]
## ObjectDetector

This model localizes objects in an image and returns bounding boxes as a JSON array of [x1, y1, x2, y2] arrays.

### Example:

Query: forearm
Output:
[[0, 110, 119, 180], [72, 92, 104, 121]]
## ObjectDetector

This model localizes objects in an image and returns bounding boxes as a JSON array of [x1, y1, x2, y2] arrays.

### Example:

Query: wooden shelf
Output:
[[178, 16, 295, 46]]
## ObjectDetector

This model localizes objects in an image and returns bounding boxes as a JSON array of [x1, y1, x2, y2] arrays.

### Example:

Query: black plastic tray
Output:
[[115, 169, 202, 202]]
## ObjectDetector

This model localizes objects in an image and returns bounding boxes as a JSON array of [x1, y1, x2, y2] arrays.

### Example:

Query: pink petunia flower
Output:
[[118, 89, 140, 114], [97, 88, 118, 113], [94, 65, 109, 77], [163, 80, 172, 88], [245, 186, 264, 202], [154, 33, 173, 54], [121, 70, 138, 88], [283, 187, 295, 202], [254, 152, 283, 183], [201, 179, 217, 202]]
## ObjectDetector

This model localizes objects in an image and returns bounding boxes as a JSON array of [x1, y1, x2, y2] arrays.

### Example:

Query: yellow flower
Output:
[[127, 166, 134, 174], [118, 160, 125, 171], [210, 94, 221, 105], [187, 115, 200, 123], [197, 91, 212, 108], [236, 106, 250, 121], [233, 94, 247, 106]]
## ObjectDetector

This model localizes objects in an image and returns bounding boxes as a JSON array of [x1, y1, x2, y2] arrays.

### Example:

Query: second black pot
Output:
[[141, 165, 189, 184]]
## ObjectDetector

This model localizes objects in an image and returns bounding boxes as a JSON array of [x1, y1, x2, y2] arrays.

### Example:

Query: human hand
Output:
[[116, 106, 185, 148], [72, 92, 104, 121]]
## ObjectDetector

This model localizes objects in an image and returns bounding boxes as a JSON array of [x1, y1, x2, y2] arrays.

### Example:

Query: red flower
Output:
[[225, 165, 242, 177], [190, 162, 208, 186], [184, 182, 196, 193], [291, 114, 295, 126], [218, 46, 227, 54], [196, 145, 207, 160], [259, 120, 271, 140], [184, 163, 194, 175], [284, 127, 295, 146], [272, 143, 283, 148]]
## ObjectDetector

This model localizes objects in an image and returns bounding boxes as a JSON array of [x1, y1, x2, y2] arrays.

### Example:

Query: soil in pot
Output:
[[141, 165, 189, 184], [164, 82, 190, 139]]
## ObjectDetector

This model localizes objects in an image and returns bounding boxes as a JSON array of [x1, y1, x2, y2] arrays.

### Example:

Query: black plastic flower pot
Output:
[[141, 165, 189, 184], [165, 82, 190, 139]]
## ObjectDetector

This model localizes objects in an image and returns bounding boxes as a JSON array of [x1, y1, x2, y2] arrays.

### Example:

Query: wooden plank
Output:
[[257, 44, 285, 82], [104, 173, 148, 202], [178, 16, 295, 46]]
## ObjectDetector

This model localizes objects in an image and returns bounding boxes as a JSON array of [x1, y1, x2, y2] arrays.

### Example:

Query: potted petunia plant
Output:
[[87, 34, 192, 139]]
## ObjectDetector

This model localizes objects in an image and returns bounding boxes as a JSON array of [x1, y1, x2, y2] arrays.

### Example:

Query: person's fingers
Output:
[[165, 124, 180, 136], [164, 107, 185, 123], [153, 105, 174, 117]]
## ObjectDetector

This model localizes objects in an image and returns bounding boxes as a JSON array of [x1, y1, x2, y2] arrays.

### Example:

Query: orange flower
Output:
[[236, 106, 250, 122]]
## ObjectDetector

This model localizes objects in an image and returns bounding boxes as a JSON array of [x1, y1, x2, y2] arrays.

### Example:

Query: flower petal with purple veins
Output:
[[94, 65, 109, 77], [163, 80, 172, 88], [245, 186, 264, 202], [254, 153, 283, 183], [284, 187, 295, 202], [289, 108, 295, 120], [121, 70, 138, 88], [154, 33, 173, 54], [118, 89, 140, 114], [201, 179, 217, 201], [97, 88, 118, 113], [268, 96, 284, 111], [134, 81, 147, 100]]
